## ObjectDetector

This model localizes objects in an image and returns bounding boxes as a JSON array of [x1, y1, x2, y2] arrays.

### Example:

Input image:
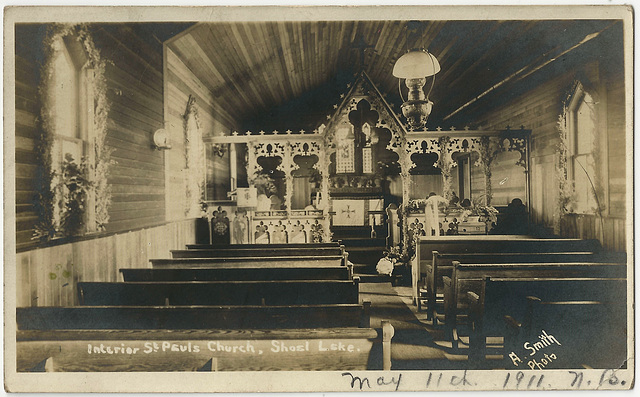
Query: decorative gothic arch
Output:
[[204, 71, 531, 253]]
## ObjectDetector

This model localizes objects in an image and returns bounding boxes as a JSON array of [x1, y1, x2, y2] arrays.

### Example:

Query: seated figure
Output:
[[493, 198, 528, 235]]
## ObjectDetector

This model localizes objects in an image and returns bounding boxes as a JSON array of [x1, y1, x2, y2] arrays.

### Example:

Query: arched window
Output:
[[567, 84, 599, 214], [48, 35, 94, 230], [50, 37, 84, 167]]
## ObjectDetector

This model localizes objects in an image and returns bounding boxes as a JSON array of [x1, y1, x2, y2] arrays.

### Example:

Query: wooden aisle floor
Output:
[[360, 282, 470, 370]]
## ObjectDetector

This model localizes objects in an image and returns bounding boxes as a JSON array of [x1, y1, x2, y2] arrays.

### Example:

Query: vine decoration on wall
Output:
[[183, 94, 205, 217], [554, 106, 576, 234], [478, 136, 501, 206], [33, 23, 114, 241]]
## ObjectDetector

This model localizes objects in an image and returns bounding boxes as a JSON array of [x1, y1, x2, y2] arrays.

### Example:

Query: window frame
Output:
[[565, 81, 607, 215], [49, 35, 96, 232]]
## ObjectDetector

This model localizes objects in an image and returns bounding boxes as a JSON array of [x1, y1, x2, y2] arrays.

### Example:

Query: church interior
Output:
[[11, 15, 630, 375]]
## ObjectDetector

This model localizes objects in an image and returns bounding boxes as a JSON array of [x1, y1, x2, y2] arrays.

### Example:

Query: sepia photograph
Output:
[[3, 5, 634, 392]]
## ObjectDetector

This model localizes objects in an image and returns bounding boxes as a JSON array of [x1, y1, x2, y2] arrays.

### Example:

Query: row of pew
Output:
[[17, 242, 385, 372], [414, 235, 628, 369]]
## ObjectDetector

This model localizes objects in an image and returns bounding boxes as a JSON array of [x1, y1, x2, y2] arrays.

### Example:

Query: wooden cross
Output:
[[341, 205, 356, 218]]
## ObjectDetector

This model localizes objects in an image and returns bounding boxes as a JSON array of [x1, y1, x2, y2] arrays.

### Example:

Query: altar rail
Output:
[[15, 219, 196, 307]]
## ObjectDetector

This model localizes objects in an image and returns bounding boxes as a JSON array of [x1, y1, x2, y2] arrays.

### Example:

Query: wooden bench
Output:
[[412, 236, 602, 304], [466, 277, 626, 368], [120, 266, 352, 282], [78, 279, 361, 306], [171, 246, 344, 258], [151, 255, 345, 268], [17, 302, 372, 331], [442, 262, 626, 348], [420, 251, 625, 322], [501, 295, 626, 369], [186, 242, 342, 250], [16, 327, 378, 372]]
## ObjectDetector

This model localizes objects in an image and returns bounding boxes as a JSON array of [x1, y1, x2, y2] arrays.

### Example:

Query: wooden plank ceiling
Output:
[[166, 19, 620, 133]]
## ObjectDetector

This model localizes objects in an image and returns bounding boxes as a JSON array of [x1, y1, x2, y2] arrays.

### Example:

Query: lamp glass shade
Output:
[[392, 50, 441, 79]]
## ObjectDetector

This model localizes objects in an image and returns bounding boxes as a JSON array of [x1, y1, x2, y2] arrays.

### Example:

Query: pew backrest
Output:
[[171, 247, 344, 258], [120, 266, 352, 282], [426, 251, 626, 297], [186, 242, 342, 250], [151, 255, 345, 268], [465, 277, 627, 366], [481, 277, 627, 327], [412, 236, 603, 302], [419, 237, 602, 262], [78, 279, 360, 306], [17, 302, 372, 331], [442, 262, 626, 342], [16, 325, 378, 372]]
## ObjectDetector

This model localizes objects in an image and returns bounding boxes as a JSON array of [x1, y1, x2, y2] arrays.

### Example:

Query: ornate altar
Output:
[[203, 71, 530, 249]]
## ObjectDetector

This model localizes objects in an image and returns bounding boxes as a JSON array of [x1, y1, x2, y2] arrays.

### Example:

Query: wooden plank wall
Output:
[[164, 45, 238, 220], [15, 219, 195, 308], [606, 78, 626, 217], [92, 25, 166, 233], [473, 67, 627, 251], [14, 25, 169, 251], [14, 25, 42, 251]]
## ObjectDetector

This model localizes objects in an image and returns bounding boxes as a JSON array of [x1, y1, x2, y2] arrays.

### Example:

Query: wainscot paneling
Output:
[[15, 219, 196, 308], [560, 214, 626, 253]]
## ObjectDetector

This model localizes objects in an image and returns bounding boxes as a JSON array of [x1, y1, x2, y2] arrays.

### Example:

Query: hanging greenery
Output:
[[183, 95, 205, 217], [57, 154, 92, 236], [32, 23, 114, 240], [437, 136, 454, 201], [554, 108, 576, 234], [32, 111, 57, 241], [478, 136, 500, 206], [87, 26, 115, 232]]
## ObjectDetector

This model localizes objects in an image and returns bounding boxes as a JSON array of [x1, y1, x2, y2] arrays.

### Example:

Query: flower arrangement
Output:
[[249, 173, 278, 196], [470, 194, 499, 226], [406, 198, 428, 213], [376, 258, 394, 276], [475, 205, 499, 225]]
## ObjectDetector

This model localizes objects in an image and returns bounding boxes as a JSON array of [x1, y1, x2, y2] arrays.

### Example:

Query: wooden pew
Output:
[[420, 251, 625, 322], [120, 266, 352, 282], [412, 236, 602, 304], [171, 246, 344, 258], [16, 327, 378, 372], [503, 295, 626, 369], [78, 279, 360, 306], [151, 255, 345, 268], [441, 262, 626, 348], [467, 277, 626, 368], [17, 302, 372, 330], [186, 242, 342, 250]]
